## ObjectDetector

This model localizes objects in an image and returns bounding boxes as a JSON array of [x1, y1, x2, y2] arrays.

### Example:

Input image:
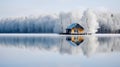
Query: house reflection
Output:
[[66, 36, 84, 46], [0, 36, 120, 56]]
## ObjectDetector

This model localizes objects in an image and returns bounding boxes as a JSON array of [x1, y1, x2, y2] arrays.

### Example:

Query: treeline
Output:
[[0, 16, 60, 33]]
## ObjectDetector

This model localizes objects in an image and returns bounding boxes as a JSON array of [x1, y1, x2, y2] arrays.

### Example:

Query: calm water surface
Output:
[[0, 35, 120, 67]]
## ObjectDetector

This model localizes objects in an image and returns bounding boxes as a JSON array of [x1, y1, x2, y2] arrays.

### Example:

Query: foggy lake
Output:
[[0, 35, 120, 67], [1, 0, 120, 67]]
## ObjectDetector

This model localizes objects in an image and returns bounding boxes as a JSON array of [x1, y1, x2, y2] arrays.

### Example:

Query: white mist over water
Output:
[[0, 8, 120, 33], [0, 35, 120, 57]]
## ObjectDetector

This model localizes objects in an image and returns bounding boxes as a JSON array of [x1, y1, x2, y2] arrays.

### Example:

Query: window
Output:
[[74, 29, 78, 34]]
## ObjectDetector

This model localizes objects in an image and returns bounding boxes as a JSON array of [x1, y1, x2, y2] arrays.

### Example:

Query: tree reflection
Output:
[[0, 36, 120, 57]]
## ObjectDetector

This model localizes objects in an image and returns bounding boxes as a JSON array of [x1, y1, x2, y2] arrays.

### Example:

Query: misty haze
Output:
[[0, 0, 120, 67]]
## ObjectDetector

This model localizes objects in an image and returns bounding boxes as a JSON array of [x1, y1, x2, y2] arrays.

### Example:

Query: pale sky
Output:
[[0, 0, 120, 18]]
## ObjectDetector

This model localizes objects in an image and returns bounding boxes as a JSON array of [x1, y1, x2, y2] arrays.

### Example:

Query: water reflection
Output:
[[66, 36, 84, 46], [0, 35, 120, 56]]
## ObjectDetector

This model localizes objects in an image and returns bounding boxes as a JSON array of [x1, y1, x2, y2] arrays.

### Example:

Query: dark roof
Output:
[[66, 23, 84, 30]]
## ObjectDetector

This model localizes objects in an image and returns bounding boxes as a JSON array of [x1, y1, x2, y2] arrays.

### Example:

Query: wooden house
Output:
[[66, 23, 84, 34]]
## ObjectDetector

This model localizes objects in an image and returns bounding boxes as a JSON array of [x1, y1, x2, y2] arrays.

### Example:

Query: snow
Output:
[[0, 8, 119, 33]]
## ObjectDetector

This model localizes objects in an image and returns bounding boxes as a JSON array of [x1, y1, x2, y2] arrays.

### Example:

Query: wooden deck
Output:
[[59, 33, 92, 35]]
